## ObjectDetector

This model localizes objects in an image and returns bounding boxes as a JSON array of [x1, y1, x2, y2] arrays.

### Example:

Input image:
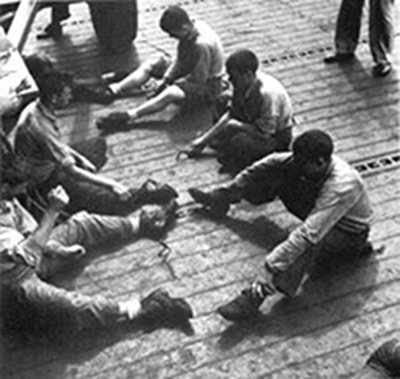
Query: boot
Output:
[[140, 289, 193, 325]]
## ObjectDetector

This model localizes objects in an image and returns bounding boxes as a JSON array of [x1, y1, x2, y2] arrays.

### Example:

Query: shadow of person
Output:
[[191, 208, 289, 251], [0, 308, 194, 379], [218, 254, 379, 350]]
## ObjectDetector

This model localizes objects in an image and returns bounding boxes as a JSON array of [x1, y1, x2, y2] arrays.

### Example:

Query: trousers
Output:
[[334, 0, 395, 65], [1, 211, 134, 331]]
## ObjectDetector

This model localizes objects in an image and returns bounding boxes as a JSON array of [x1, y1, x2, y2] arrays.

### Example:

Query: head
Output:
[[159, 6, 193, 39], [226, 49, 259, 91], [24, 53, 72, 108], [0, 132, 29, 199], [292, 130, 334, 180]]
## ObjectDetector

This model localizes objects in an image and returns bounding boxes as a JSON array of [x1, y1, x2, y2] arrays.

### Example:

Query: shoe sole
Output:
[[217, 305, 259, 322], [188, 188, 212, 206]]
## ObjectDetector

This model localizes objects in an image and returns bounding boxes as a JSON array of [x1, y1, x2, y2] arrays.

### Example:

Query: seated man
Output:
[[182, 49, 294, 174], [188, 130, 373, 322], [24, 52, 114, 105], [354, 338, 400, 378], [97, 5, 225, 132], [8, 53, 178, 217], [0, 184, 192, 332]]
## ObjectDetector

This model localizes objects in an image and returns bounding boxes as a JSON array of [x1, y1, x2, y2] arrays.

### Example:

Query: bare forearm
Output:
[[68, 165, 116, 189], [194, 112, 230, 145], [29, 208, 60, 247]]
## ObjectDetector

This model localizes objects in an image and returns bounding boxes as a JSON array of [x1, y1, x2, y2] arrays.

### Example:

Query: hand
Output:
[[227, 119, 246, 132], [0, 87, 21, 116], [146, 79, 167, 98], [112, 183, 130, 201], [47, 185, 69, 210], [250, 269, 276, 298]]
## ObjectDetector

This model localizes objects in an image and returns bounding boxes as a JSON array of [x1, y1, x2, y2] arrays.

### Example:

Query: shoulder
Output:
[[325, 155, 364, 192], [17, 100, 37, 124], [195, 20, 220, 46], [258, 72, 286, 94], [256, 151, 293, 167]]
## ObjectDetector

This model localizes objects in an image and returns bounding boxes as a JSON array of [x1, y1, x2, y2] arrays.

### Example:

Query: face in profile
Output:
[[294, 153, 329, 180], [53, 86, 73, 109]]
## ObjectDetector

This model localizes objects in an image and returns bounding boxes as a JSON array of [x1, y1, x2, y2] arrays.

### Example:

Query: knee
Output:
[[144, 55, 170, 79], [158, 85, 185, 104]]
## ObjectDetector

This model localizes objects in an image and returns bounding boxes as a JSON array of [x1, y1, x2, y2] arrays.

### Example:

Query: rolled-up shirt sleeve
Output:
[[266, 176, 364, 272]]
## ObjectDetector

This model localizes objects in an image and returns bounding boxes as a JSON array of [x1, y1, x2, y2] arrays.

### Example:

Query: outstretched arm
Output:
[[191, 111, 231, 148], [65, 164, 130, 200]]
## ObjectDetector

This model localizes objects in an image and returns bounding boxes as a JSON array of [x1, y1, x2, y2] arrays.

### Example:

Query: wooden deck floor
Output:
[[1, 0, 400, 378]]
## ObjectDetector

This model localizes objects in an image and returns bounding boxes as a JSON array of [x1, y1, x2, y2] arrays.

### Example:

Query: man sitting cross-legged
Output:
[[188, 129, 373, 322], [96, 5, 225, 132], [0, 184, 192, 333], [181, 49, 293, 174]]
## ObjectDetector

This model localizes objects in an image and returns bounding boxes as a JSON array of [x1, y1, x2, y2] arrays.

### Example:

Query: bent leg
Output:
[[49, 211, 135, 250], [13, 274, 125, 331], [272, 226, 370, 296], [110, 55, 170, 95], [59, 173, 132, 216], [38, 211, 136, 278], [131, 84, 185, 119]]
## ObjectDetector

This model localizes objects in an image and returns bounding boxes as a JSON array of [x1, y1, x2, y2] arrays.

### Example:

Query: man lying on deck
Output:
[[188, 129, 374, 322], [0, 185, 192, 333], [181, 49, 294, 174], [96, 5, 225, 133], [8, 53, 178, 218], [0, 93, 192, 334]]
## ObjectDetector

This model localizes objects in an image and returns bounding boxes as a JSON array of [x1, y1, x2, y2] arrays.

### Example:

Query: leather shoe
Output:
[[324, 53, 354, 64], [37, 23, 62, 39]]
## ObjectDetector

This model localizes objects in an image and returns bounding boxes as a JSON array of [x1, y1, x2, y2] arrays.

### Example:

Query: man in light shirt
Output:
[[189, 129, 373, 322], [182, 49, 293, 174], [97, 5, 225, 132]]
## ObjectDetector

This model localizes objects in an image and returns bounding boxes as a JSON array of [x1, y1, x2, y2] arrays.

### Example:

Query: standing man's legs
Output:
[[369, 0, 395, 76], [37, 3, 71, 39], [325, 0, 365, 63]]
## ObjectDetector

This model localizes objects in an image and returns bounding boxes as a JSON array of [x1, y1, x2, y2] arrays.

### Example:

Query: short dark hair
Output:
[[159, 6, 191, 33], [23, 53, 70, 100], [226, 49, 259, 74], [292, 129, 334, 161], [24, 52, 55, 80]]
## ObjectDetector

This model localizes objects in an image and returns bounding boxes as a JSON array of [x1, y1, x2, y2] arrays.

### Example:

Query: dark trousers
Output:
[[229, 175, 369, 297], [1, 211, 134, 332], [334, 0, 394, 65], [31, 137, 143, 217]]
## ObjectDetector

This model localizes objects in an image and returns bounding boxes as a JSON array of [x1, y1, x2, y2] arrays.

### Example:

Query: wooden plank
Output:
[[6, 0, 39, 51]]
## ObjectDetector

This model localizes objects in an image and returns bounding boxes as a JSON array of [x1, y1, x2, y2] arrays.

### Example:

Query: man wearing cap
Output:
[[188, 129, 373, 322]]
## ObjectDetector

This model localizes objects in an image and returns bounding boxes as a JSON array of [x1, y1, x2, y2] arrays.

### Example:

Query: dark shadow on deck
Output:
[[218, 256, 379, 350]]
